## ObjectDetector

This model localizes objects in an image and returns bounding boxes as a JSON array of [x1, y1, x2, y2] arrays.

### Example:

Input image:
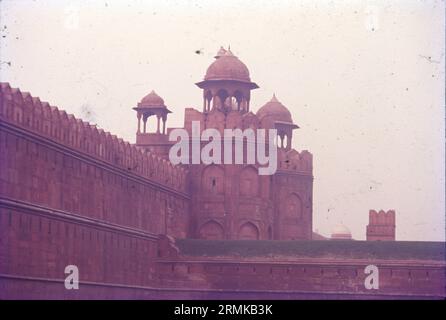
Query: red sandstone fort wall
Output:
[[0, 205, 158, 294], [0, 83, 190, 297], [0, 83, 189, 235]]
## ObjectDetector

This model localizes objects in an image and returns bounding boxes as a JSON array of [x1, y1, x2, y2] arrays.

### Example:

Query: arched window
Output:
[[216, 89, 228, 110], [238, 222, 259, 240], [199, 221, 224, 240], [233, 90, 244, 110], [286, 193, 303, 220]]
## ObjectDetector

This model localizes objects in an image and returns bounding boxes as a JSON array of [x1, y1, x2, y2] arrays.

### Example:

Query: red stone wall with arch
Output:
[[198, 220, 225, 240], [238, 222, 260, 240]]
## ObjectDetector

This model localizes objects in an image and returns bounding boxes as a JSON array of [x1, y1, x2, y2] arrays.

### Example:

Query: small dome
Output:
[[256, 94, 293, 123], [204, 49, 251, 82], [139, 90, 165, 107], [330, 224, 352, 240]]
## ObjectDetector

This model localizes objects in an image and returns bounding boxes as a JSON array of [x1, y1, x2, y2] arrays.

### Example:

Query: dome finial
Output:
[[271, 93, 279, 102], [226, 45, 234, 56], [214, 46, 227, 59]]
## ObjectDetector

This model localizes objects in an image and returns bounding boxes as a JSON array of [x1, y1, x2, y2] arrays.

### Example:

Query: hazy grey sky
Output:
[[1, 0, 444, 241]]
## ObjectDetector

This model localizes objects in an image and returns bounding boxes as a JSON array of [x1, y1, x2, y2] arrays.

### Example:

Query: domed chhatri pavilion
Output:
[[134, 46, 313, 240]]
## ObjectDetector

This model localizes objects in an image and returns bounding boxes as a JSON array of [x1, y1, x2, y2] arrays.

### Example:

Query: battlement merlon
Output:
[[0, 82, 188, 193], [366, 209, 396, 241], [369, 209, 396, 225]]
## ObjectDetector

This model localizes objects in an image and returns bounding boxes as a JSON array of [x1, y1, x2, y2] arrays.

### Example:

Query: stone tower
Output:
[[185, 47, 312, 240], [132, 47, 313, 240], [366, 209, 396, 241]]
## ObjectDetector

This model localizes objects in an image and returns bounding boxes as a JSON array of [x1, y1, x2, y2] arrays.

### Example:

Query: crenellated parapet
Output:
[[184, 108, 262, 135], [277, 148, 313, 175], [369, 209, 396, 225], [366, 209, 396, 241], [0, 83, 188, 193]]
